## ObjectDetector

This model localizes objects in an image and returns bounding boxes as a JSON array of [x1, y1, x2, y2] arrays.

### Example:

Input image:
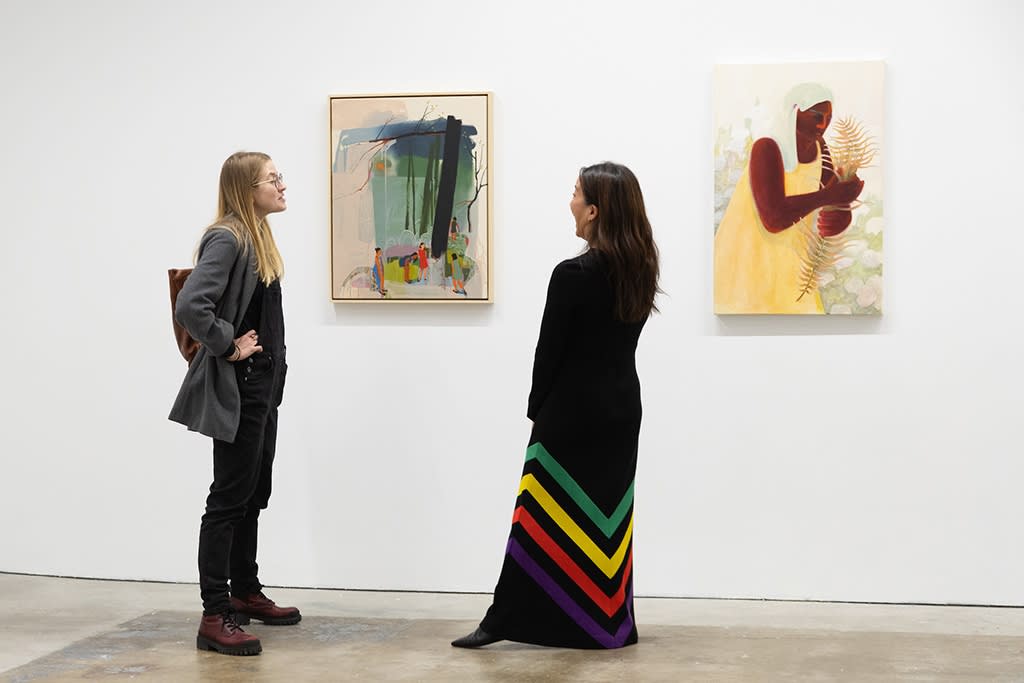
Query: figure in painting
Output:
[[417, 242, 429, 283], [401, 254, 414, 284], [714, 83, 864, 314], [372, 247, 387, 296], [450, 251, 467, 296]]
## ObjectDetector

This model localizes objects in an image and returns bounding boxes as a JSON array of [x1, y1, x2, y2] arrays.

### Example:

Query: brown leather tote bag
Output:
[[168, 268, 200, 364]]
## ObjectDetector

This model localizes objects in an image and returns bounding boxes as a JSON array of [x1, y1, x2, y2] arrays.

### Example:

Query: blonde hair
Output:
[[203, 151, 284, 284]]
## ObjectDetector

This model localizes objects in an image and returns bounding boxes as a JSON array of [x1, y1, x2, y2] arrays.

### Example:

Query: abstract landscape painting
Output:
[[330, 93, 492, 302]]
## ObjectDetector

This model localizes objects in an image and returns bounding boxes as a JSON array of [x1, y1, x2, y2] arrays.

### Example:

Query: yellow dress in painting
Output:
[[714, 149, 824, 314]]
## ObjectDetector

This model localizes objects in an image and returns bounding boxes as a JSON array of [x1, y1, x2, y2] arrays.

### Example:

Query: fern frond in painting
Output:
[[796, 224, 848, 302], [795, 116, 877, 303], [829, 117, 877, 180]]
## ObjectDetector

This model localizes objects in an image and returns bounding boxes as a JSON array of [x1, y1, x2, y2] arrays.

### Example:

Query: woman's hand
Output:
[[228, 329, 263, 362], [816, 174, 864, 237], [823, 174, 864, 206]]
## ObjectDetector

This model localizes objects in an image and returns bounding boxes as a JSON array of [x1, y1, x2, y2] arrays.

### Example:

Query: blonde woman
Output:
[[170, 152, 299, 656]]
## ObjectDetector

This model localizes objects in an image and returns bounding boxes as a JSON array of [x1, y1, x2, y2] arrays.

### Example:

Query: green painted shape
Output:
[[525, 442, 633, 538]]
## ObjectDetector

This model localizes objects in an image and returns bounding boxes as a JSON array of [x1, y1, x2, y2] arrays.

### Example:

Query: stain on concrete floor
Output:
[[4, 611, 1024, 682]]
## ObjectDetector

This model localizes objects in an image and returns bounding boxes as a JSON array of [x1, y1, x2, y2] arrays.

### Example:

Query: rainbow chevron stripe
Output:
[[507, 442, 635, 647]]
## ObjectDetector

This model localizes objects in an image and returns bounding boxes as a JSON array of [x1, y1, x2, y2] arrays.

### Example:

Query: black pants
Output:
[[198, 352, 285, 614]]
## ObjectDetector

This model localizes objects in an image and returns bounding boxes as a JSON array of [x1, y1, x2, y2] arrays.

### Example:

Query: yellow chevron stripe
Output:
[[518, 474, 633, 579]]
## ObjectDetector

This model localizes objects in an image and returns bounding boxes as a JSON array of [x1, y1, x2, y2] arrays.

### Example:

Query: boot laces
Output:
[[221, 611, 244, 633]]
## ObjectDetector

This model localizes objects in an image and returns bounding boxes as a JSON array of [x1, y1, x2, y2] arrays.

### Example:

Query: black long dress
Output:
[[480, 249, 644, 649]]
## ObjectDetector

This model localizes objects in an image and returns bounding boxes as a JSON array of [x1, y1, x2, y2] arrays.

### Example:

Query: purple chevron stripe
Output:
[[506, 537, 634, 648]]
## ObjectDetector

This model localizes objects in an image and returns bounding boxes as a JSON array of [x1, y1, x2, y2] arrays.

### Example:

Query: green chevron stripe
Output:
[[524, 442, 633, 538]]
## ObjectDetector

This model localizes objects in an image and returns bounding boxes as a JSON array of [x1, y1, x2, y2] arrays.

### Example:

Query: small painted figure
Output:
[[417, 242, 429, 283], [450, 251, 466, 296], [372, 247, 387, 295], [401, 254, 413, 283]]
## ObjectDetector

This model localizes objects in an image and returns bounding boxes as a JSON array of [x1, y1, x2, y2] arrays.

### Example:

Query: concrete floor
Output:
[[2, 573, 1023, 681]]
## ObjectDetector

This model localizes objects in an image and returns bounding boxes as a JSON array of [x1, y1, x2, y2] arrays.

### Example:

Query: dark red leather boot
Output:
[[196, 612, 262, 655], [230, 591, 302, 625]]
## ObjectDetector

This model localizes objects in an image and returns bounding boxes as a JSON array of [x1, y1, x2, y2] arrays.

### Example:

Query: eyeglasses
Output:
[[253, 172, 285, 189]]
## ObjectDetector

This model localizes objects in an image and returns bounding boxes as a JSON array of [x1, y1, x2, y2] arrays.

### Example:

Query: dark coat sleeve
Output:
[[174, 229, 240, 357], [527, 260, 583, 420]]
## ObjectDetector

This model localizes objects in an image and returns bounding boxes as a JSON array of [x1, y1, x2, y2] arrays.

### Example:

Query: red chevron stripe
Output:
[[513, 505, 632, 618]]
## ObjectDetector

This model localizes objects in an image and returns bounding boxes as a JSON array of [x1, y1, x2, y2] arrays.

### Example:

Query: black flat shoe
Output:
[[451, 626, 502, 648]]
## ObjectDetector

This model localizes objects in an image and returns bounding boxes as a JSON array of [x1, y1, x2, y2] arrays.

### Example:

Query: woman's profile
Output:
[[169, 151, 300, 656]]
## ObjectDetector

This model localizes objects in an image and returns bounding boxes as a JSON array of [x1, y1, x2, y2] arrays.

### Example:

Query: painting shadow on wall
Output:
[[715, 314, 884, 336], [331, 302, 494, 329]]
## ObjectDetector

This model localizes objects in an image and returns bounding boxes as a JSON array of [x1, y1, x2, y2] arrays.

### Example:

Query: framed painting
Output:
[[713, 61, 884, 315], [330, 92, 492, 302]]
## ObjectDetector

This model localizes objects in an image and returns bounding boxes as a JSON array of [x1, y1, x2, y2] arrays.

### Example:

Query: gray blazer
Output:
[[169, 227, 258, 442]]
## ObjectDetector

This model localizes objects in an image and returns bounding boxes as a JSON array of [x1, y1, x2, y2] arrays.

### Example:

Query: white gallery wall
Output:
[[2, 0, 1021, 605]]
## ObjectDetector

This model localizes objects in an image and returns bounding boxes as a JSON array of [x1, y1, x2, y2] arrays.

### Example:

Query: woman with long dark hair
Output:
[[170, 151, 300, 656], [453, 162, 660, 649]]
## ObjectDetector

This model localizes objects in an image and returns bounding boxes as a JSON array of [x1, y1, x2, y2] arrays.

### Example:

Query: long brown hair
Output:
[[579, 162, 661, 322], [202, 151, 284, 284]]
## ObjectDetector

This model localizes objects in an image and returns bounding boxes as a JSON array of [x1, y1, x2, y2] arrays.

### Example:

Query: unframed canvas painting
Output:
[[714, 61, 884, 315], [330, 93, 491, 302]]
